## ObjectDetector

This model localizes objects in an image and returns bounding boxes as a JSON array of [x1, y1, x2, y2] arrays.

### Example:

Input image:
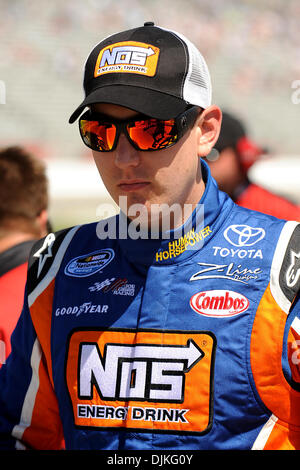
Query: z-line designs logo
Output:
[[190, 262, 262, 284], [94, 41, 160, 77], [65, 329, 216, 434]]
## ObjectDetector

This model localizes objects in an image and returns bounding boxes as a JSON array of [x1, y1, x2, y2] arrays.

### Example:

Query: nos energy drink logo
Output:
[[65, 329, 216, 434], [94, 41, 160, 77]]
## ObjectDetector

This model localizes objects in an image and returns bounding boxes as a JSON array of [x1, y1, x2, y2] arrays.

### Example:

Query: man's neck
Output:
[[0, 233, 36, 254]]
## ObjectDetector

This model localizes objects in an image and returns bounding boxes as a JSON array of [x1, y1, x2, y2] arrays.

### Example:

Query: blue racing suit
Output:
[[1, 161, 300, 450]]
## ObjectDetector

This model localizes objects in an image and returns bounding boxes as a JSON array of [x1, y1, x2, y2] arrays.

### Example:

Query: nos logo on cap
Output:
[[94, 41, 160, 77]]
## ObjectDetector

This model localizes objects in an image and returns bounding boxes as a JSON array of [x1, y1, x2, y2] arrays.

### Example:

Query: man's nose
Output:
[[114, 133, 140, 169]]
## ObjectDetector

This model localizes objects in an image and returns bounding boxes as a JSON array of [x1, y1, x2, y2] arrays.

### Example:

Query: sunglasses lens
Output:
[[80, 119, 117, 151], [127, 119, 177, 150]]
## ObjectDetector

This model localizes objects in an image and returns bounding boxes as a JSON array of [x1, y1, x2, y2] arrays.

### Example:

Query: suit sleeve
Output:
[[269, 222, 300, 388], [283, 294, 300, 388], [0, 286, 64, 450], [0, 227, 81, 449]]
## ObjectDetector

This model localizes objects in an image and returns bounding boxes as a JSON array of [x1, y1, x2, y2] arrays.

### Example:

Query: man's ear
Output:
[[196, 105, 222, 157], [36, 209, 50, 238]]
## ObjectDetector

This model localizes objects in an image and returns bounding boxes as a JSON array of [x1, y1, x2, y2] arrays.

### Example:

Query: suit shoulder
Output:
[[270, 221, 300, 312], [27, 225, 82, 295]]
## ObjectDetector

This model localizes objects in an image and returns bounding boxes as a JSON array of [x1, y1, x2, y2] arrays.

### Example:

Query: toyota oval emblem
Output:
[[224, 225, 265, 247]]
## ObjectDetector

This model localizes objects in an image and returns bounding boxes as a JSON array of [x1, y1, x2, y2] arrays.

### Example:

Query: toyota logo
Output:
[[224, 225, 265, 247]]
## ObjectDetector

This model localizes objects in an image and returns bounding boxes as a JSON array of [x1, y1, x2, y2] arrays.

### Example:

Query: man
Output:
[[0, 146, 49, 365], [0, 22, 300, 451], [206, 111, 300, 220]]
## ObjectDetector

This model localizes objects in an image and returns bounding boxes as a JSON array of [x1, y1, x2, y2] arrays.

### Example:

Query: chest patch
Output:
[[65, 328, 216, 434]]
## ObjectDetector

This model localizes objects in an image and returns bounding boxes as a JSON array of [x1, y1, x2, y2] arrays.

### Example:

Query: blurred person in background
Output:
[[0, 146, 50, 365], [206, 111, 300, 220]]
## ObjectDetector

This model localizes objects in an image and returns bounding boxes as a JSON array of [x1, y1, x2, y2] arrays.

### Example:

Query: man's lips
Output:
[[118, 180, 150, 192]]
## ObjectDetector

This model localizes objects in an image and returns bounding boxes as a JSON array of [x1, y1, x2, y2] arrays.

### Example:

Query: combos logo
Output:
[[224, 225, 265, 247], [64, 249, 114, 277], [65, 329, 216, 434], [94, 41, 160, 77], [190, 290, 249, 318]]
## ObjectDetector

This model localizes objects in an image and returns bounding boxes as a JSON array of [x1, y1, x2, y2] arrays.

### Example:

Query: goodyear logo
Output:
[[66, 329, 216, 434], [94, 41, 160, 77]]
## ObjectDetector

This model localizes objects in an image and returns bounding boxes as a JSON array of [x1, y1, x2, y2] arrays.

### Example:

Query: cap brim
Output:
[[68, 85, 188, 123]]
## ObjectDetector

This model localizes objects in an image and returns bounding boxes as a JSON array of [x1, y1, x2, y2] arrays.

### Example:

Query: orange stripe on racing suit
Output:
[[20, 279, 64, 450], [251, 283, 300, 449]]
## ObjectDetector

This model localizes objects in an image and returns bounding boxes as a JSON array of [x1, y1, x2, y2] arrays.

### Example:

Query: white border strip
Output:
[[270, 221, 299, 314], [291, 317, 300, 336], [251, 414, 278, 450], [12, 339, 42, 443]]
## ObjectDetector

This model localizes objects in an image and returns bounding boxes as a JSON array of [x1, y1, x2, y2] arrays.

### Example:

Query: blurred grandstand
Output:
[[1, 0, 300, 229]]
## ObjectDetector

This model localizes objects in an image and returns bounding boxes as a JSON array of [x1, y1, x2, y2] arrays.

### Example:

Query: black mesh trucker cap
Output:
[[69, 22, 212, 123]]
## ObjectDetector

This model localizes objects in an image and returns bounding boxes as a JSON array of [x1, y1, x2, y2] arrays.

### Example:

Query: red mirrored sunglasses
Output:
[[78, 106, 201, 152]]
